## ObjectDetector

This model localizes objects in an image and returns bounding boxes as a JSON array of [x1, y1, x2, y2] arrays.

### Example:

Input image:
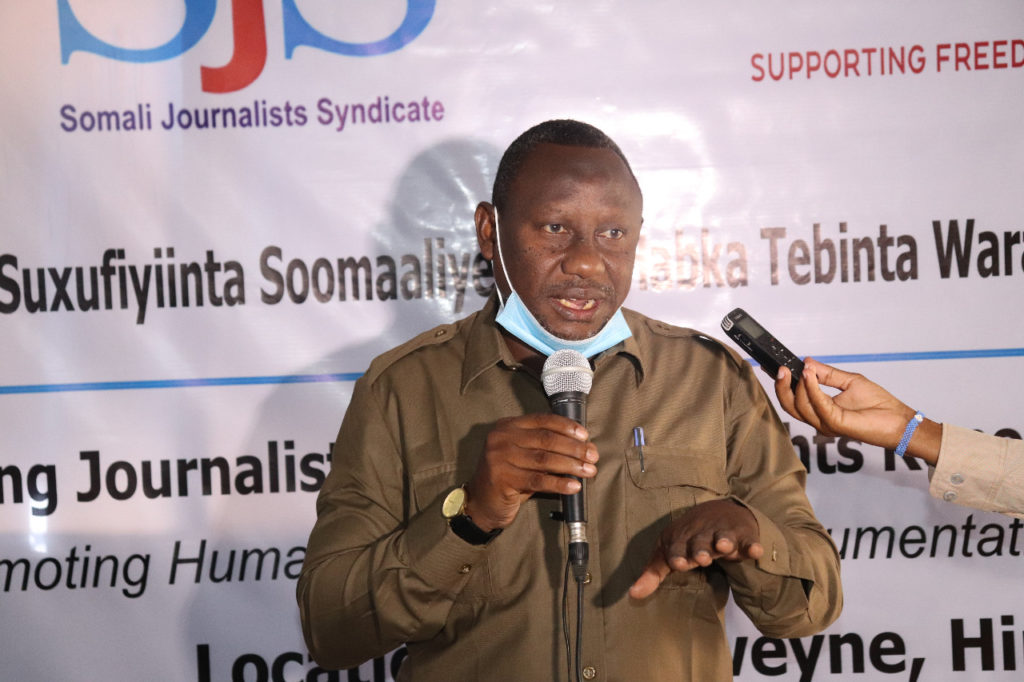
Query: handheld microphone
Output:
[[541, 349, 593, 581]]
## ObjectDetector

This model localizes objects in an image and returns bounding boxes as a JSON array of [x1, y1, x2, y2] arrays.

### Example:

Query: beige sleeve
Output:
[[929, 423, 1024, 519]]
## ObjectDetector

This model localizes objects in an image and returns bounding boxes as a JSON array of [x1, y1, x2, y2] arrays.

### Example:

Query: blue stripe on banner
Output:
[[812, 348, 1024, 364], [1, 348, 1022, 395], [746, 347, 1024, 367], [0, 373, 366, 395]]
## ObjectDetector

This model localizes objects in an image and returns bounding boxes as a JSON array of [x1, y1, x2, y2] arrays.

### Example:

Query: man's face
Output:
[[478, 142, 643, 341]]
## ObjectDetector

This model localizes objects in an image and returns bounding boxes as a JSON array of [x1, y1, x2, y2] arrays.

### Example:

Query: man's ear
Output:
[[475, 202, 496, 261]]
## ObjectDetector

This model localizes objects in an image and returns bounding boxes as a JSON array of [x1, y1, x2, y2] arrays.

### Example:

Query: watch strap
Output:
[[449, 514, 502, 545]]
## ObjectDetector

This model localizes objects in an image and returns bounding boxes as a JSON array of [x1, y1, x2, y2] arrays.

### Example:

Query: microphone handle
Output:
[[549, 391, 586, 425], [548, 392, 587, 525], [550, 391, 589, 580]]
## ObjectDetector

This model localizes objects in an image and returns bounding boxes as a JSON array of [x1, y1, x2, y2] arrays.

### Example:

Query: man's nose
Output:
[[561, 235, 605, 278]]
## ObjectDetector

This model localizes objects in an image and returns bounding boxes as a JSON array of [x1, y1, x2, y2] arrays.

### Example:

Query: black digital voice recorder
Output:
[[721, 308, 804, 389]]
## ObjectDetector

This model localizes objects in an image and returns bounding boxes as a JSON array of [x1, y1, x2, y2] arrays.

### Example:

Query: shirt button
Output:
[[950, 473, 965, 485], [582, 666, 597, 680], [943, 491, 958, 502], [434, 329, 447, 337], [459, 564, 472, 574]]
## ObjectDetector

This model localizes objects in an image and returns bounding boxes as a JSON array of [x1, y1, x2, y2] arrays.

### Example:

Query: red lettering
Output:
[[974, 40, 989, 70], [909, 45, 926, 73], [824, 50, 841, 77], [936, 43, 951, 71], [992, 40, 1008, 68], [806, 50, 821, 77], [862, 47, 877, 75], [955, 42, 971, 71], [200, 0, 267, 93], [752, 40, 1024, 82], [844, 48, 860, 76], [788, 52, 804, 79], [751, 53, 765, 82]]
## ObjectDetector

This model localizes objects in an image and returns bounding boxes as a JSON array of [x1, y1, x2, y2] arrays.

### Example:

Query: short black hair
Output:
[[491, 119, 637, 214]]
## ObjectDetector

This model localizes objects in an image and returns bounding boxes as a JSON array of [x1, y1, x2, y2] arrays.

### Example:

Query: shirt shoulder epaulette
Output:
[[363, 318, 466, 384], [638, 315, 700, 339], [692, 331, 748, 371], [630, 310, 748, 371]]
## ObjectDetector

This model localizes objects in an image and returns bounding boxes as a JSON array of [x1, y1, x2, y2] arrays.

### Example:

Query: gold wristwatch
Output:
[[442, 486, 501, 545]]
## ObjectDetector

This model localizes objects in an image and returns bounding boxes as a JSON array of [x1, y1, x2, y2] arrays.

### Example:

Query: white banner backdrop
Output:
[[2, 2, 1023, 680]]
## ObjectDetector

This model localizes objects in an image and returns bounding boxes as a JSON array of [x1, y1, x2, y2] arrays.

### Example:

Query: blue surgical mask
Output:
[[491, 209, 632, 358]]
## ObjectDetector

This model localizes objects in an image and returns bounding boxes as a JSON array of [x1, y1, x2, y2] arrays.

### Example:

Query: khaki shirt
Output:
[[298, 296, 842, 681]]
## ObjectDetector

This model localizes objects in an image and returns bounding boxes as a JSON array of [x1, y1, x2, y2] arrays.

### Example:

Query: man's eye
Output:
[[601, 228, 625, 240], [542, 224, 566, 234]]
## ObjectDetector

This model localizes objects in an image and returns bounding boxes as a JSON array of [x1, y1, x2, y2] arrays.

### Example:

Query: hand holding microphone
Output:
[[462, 353, 598, 536]]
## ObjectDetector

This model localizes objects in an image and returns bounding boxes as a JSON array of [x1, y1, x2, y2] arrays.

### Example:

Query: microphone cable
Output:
[[561, 555, 585, 682]]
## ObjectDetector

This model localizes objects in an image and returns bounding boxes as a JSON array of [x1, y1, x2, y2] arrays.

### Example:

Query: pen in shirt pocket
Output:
[[632, 426, 646, 472]]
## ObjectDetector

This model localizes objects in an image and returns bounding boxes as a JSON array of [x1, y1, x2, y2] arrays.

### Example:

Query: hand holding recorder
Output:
[[721, 308, 941, 463], [775, 358, 941, 465]]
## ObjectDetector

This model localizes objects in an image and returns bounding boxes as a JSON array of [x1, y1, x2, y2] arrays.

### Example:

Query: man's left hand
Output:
[[628, 498, 764, 599]]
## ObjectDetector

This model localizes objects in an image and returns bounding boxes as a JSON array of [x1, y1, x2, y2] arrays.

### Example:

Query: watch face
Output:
[[442, 487, 466, 519]]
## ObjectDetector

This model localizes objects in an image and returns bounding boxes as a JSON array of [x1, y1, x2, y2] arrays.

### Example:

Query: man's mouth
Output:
[[558, 298, 596, 311]]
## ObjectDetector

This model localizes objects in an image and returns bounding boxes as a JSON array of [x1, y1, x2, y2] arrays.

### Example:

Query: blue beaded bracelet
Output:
[[895, 411, 924, 457]]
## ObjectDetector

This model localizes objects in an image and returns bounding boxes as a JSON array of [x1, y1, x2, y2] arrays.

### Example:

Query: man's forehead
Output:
[[510, 143, 641, 203], [521, 142, 628, 173]]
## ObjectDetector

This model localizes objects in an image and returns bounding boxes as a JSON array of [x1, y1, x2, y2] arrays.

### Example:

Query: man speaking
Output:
[[297, 120, 842, 680]]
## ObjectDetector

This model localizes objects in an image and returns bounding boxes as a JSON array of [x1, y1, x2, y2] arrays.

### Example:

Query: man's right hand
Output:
[[463, 414, 598, 532]]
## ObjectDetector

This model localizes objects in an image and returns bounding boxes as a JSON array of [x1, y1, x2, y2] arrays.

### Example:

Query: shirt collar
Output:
[[460, 293, 647, 393]]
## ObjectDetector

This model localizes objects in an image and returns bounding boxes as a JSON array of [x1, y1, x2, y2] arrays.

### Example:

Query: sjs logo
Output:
[[58, 0, 435, 93]]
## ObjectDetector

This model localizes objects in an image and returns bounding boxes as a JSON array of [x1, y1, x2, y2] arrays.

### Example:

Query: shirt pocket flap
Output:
[[625, 445, 728, 495], [411, 462, 460, 511]]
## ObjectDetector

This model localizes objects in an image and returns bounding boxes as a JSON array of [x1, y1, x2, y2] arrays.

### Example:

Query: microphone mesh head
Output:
[[541, 349, 593, 396]]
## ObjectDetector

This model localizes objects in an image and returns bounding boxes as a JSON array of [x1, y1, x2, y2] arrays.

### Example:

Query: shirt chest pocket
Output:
[[622, 445, 730, 589]]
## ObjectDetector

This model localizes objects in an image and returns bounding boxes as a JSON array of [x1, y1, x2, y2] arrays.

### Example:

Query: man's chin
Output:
[[540, 319, 607, 343]]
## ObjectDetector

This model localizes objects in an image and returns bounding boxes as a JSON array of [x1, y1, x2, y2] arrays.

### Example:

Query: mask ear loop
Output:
[[492, 207, 514, 307]]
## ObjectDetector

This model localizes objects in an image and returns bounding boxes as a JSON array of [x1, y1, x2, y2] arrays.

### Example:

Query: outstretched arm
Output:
[[774, 357, 941, 464]]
